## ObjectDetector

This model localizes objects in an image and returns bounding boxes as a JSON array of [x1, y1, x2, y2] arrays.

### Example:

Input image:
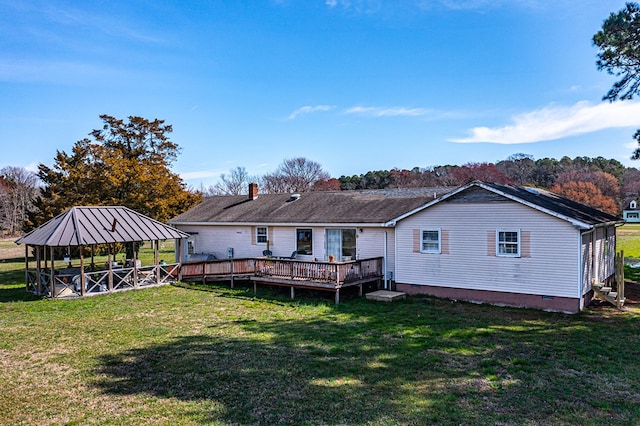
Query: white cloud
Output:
[[326, 0, 338, 7], [344, 105, 431, 117], [450, 101, 640, 144], [180, 170, 222, 180], [287, 105, 335, 120]]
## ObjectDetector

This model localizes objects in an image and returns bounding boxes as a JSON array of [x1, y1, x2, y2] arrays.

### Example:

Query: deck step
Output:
[[599, 287, 612, 294], [366, 290, 406, 302], [608, 292, 617, 299]]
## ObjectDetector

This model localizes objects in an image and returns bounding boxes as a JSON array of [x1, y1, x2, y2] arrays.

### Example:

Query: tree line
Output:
[[209, 154, 637, 216]]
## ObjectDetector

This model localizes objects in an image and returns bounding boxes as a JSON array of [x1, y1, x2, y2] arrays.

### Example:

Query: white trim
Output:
[[170, 221, 389, 228], [420, 228, 441, 254], [496, 229, 520, 258]]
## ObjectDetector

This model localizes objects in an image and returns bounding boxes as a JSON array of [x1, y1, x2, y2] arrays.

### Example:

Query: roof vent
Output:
[[287, 193, 301, 202], [524, 187, 539, 195]]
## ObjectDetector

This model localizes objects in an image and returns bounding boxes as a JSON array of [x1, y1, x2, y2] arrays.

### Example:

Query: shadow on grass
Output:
[[91, 298, 640, 424], [0, 286, 42, 303]]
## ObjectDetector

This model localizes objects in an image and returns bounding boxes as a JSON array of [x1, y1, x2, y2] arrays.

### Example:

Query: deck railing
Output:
[[181, 257, 384, 285]]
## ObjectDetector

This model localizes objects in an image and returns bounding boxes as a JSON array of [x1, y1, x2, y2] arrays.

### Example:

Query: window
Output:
[[256, 227, 268, 244], [497, 230, 520, 257], [296, 229, 313, 255], [326, 229, 356, 260], [628, 212, 639, 219], [421, 229, 441, 253]]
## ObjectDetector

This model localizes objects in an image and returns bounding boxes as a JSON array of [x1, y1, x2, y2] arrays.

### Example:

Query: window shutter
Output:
[[251, 226, 256, 245], [441, 230, 449, 254], [521, 230, 531, 258], [487, 231, 495, 256], [413, 229, 420, 253]]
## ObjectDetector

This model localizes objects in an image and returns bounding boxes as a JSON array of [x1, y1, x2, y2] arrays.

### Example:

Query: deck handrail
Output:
[[181, 257, 384, 285]]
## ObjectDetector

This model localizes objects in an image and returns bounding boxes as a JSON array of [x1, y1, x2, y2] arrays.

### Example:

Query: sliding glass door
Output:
[[326, 229, 356, 261]]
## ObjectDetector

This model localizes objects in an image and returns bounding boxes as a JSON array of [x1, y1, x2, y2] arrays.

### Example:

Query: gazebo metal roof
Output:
[[16, 206, 189, 247]]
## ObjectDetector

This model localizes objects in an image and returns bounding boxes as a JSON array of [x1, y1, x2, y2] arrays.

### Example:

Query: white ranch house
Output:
[[169, 181, 622, 313]]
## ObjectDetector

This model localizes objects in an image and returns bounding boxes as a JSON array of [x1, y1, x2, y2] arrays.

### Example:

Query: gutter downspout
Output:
[[383, 230, 388, 290]]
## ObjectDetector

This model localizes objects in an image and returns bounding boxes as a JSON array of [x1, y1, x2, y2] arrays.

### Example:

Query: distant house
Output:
[[623, 200, 640, 223], [170, 181, 622, 313]]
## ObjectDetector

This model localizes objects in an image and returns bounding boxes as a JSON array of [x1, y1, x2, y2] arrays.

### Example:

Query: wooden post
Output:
[[617, 250, 625, 309], [90, 245, 95, 270], [290, 286, 295, 300], [154, 240, 160, 284], [133, 244, 138, 288], [230, 259, 234, 289], [49, 246, 55, 297], [79, 245, 86, 296], [108, 245, 113, 292], [335, 288, 340, 304], [35, 246, 42, 294], [24, 245, 29, 293]]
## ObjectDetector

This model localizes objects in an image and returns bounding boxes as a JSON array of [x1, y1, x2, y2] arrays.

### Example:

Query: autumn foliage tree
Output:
[[550, 181, 618, 215], [29, 115, 201, 228]]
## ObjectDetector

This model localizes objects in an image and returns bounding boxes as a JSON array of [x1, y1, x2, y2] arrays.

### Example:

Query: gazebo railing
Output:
[[25, 262, 181, 298]]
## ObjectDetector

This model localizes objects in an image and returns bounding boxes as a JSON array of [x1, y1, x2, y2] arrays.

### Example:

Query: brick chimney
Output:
[[248, 182, 258, 200]]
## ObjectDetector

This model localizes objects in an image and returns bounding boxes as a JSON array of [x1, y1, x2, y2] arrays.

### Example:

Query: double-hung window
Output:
[[497, 230, 520, 257], [296, 229, 313, 255], [420, 229, 441, 254], [256, 227, 268, 244]]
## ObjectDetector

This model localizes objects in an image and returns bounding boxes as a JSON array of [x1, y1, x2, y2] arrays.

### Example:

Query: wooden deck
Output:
[[180, 257, 384, 303]]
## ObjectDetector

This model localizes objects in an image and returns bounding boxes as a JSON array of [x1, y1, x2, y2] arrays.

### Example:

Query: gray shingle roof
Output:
[[389, 181, 622, 228], [16, 206, 189, 247], [169, 188, 453, 225], [481, 181, 621, 226]]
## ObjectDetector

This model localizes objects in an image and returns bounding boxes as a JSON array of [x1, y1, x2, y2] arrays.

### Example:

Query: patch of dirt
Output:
[[623, 280, 640, 305], [0, 238, 24, 261]]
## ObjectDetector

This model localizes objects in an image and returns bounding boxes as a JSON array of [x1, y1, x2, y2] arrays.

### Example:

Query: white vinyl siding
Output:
[[395, 201, 580, 298]]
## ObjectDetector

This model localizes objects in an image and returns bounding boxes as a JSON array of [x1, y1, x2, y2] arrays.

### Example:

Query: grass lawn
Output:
[[617, 224, 640, 259], [1, 241, 640, 425]]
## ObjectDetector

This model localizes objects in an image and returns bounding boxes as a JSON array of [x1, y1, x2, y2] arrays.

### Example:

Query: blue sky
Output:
[[1, 0, 639, 188]]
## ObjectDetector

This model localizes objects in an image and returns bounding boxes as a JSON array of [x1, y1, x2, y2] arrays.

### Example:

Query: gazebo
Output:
[[16, 206, 189, 298]]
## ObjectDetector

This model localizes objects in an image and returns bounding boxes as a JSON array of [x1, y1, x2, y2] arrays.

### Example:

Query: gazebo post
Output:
[[79, 245, 86, 296], [133, 244, 139, 288], [24, 245, 29, 293], [49, 246, 55, 298], [154, 240, 160, 284], [35, 246, 42, 294], [90, 245, 95, 270], [107, 245, 113, 292]]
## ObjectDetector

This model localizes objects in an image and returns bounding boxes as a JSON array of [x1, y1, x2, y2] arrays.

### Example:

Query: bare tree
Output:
[[205, 167, 251, 196], [262, 157, 330, 193], [0, 167, 39, 235]]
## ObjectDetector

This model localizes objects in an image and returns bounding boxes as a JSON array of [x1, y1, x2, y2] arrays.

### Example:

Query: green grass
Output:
[[617, 224, 640, 259], [2, 248, 640, 425]]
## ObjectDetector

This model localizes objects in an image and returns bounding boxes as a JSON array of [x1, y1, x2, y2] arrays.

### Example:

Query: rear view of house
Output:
[[171, 181, 622, 313]]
